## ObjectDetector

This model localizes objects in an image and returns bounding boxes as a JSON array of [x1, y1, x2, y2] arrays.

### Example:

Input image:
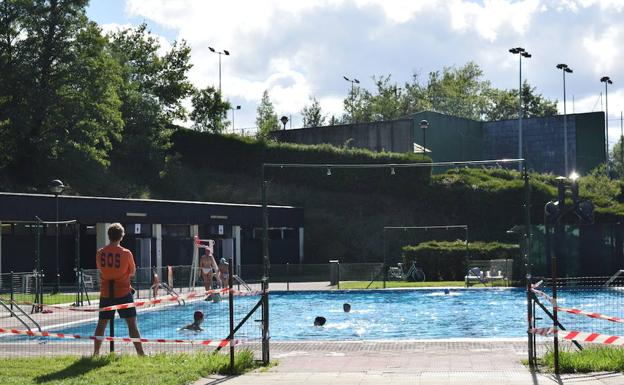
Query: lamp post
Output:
[[343, 76, 360, 124], [420, 119, 429, 157], [231, 105, 241, 133], [556, 64, 573, 175], [601, 76, 613, 175], [49, 179, 65, 293], [208, 47, 230, 93], [280, 116, 289, 130], [509, 47, 531, 170]]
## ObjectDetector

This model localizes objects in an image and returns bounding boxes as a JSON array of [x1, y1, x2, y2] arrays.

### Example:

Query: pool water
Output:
[[45, 288, 624, 341]]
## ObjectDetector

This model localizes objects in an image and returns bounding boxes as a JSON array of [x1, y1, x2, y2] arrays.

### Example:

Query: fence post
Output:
[[337, 261, 340, 290], [261, 278, 269, 365], [286, 262, 290, 292], [228, 258, 235, 374], [109, 281, 115, 353], [10, 271, 14, 313], [526, 275, 534, 367]]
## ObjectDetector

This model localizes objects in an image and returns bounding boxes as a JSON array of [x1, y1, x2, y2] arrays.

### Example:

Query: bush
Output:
[[402, 240, 519, 281], [170, 129, 431, 196]]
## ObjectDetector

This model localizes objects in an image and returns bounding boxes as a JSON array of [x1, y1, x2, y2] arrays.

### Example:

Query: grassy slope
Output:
[[0, 352, 258, 385]]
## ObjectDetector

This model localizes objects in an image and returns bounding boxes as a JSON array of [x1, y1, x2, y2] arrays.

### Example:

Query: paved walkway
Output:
[[192, 341, 624, 385]]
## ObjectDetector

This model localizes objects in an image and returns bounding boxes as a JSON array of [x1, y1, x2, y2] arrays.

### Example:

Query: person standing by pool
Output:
[[218, 258, 230, 287], [93, 223, 144, 356], [199, 246, 221, 291]]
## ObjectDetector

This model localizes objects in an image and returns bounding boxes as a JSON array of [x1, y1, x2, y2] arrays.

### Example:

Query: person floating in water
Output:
[[181, 310, 204, 332], [343, 303, 351, 313], [444, 288, 450, 295], [314, 316, 326, 326]]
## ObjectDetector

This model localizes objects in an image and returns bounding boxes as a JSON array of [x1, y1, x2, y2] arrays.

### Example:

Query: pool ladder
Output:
[[0, 297, 42, 332]]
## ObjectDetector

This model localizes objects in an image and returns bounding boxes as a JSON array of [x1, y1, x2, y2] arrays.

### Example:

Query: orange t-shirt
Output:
[[97, 244, 135, 298]]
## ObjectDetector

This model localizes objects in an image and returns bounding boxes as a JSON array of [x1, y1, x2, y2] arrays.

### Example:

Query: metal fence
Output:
[[529, 275, 624, 372], [0, 264, 268, 365]]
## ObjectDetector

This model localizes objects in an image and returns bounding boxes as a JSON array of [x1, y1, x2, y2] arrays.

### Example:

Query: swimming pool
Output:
[[46, 288, 624, 341]]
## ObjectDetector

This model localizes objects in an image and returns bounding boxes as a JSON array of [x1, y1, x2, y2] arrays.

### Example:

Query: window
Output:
[[253, 227, 296, 240]]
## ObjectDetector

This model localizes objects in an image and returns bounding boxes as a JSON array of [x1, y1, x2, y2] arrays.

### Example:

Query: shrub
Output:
[[402, 240, 519, 280]]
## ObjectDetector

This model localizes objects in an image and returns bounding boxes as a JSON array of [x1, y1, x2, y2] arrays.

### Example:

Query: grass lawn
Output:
[[6, 293, 99, 305], [0, 351, 259, 385], [539, 346, 624, 373]]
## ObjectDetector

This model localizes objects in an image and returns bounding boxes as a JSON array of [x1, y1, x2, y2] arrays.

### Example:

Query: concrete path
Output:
[[193, 340, 624, 385]]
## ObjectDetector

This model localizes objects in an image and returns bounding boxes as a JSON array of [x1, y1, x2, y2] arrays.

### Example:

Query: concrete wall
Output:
[[269, 119, 413, 153]]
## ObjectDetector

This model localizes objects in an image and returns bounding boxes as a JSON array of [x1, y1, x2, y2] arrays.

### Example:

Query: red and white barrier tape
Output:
[[0, 288, 263, 313], [530, 287, 624, 324], [529, 327, 624, 346], [0, 327, 239, 346]]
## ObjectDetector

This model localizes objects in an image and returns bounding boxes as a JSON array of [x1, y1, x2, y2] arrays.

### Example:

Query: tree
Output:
[[0, 0, 124, 187], [612, 137, 624, 178], [484, 81, 558, 121], [190, 86, 231, 133], [256, 90, 279, 138], [106, 24, 193, 194], [301, 96, 325, 127]]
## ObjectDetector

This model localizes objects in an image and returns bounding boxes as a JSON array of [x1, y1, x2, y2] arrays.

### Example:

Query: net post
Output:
[[526, 275, 534, 367], [228, 258, 235, 374], [286, 262, 290, 291], [261, 278, 270, 365], [382, 229, 387, 289], [522, 161, 536, 366], [109, 281, 115, 353]]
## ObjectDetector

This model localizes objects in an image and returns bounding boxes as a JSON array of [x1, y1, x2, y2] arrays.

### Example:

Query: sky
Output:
[[87, 0, 624, 146]]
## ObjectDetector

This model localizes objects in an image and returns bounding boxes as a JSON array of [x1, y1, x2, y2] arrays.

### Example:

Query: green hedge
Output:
[[402, 240, 519, 281], [170, 129, 431, 196]]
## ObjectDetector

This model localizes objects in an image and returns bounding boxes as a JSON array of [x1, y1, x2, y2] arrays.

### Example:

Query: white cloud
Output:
[[112, 0, 624, 130], [582, 26, 623, 74]]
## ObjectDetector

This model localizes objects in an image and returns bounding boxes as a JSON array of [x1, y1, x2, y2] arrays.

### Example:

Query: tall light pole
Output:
[[231, 105, 241, 133], [343, 76, 360, 124], [208, 47, 230, 93], [49, 179, 65, 294], [556, 64, 573, 175], [601, 76, 613, 175], [509, 47, 531, 169]]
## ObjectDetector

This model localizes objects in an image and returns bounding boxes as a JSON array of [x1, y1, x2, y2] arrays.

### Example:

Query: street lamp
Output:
[[556, 64, 573, 175], [49, 179, 65, 293], [601, 76, 613, 175], [509, 47, 531, 170], [280, 116, 289, 130], [231, 105, 241, 133], [343, 76, 360, 124], [420, 119, 429, 157], [208, 46, 230, 93]]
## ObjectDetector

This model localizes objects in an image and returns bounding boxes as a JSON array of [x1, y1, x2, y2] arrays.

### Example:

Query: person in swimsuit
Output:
[[199, 247, 220, 291], [181, 310, 204, 332], [218, 258, 229, 286]]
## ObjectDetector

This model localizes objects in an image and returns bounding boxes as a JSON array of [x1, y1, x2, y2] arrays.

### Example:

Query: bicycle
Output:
[[388, 261, 426, 282]]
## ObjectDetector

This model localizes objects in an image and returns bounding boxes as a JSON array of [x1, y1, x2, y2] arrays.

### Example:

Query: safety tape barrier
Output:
[[530, 287, 624, 324], [0, 327, 239, 346], [0, 288, 264, 313], [529, 327, 624, 346]]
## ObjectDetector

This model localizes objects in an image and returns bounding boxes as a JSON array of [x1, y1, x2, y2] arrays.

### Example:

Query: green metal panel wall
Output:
[[412, 111, 484, 167], [575, 112, 606, 174]]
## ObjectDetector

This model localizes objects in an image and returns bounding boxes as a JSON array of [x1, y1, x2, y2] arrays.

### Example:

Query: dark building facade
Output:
[[270, 111, 606, 176], [0, 193, 304, 283]]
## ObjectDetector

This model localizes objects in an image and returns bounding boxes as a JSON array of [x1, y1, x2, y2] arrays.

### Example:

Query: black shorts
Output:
[[99, 293, 137, 320]]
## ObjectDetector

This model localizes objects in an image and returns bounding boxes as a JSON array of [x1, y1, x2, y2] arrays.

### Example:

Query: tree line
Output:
[[0, 1, 567, 194]]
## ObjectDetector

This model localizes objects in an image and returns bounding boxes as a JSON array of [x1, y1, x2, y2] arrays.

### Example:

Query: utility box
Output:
[[329, 260, 340, 286]]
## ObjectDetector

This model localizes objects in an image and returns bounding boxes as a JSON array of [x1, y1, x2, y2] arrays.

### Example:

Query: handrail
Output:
[[605, 270, 624, 286], [233, 275, 252, 291], [0, 298, 42, 332]]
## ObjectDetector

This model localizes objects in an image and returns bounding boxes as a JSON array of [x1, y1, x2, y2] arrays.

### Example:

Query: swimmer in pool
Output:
[[314, 316, 326, 326], [444, 289, 450, 295], [181, 310, 204, 332], [343, 303, 351, 313]]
